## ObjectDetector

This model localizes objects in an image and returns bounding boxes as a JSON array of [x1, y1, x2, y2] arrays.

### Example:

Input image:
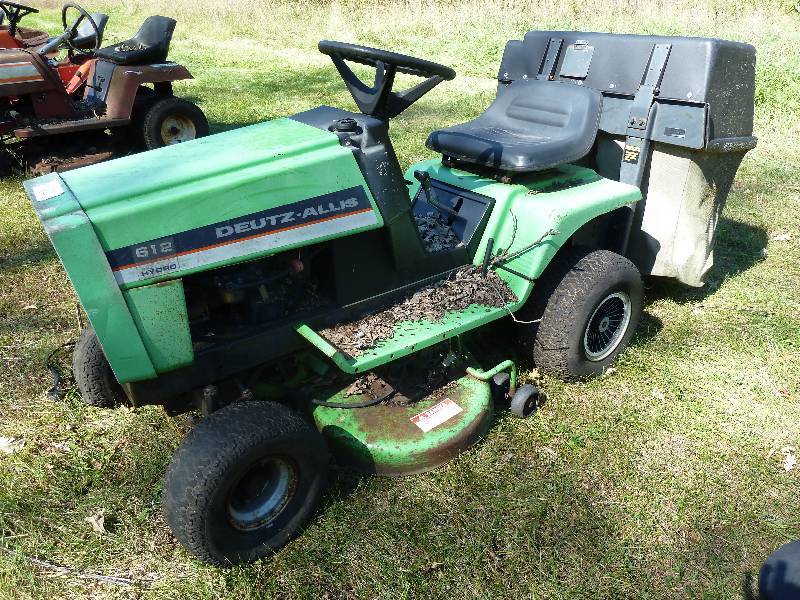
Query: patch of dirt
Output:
[[414, 211, 462, 253], [321, 265, 517, 356], [344, 372, 382, 397]]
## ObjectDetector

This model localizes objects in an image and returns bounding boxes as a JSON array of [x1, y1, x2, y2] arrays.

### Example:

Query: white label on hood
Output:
[[32, 179, 64, 202]]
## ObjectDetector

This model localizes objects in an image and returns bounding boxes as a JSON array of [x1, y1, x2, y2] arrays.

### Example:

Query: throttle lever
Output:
[[413, 170, 458, 217]]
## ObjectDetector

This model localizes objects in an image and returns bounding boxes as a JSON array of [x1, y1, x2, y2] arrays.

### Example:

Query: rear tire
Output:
[[518, 247, 643, 380], [163, 401, 329, 566], [140, 97, 208, 150], [72, 327, 127, 407]]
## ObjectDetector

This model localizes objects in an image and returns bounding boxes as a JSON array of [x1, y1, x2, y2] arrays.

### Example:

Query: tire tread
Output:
[[141, 97, 209, 150], [72, 327, 125, 407], [518, 247, 642, 380], [163, 401, 328, 565]]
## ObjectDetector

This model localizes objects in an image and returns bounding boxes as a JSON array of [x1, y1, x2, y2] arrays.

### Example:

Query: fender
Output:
[[406, 159, 642, 308], [105, 62, 194, 119]]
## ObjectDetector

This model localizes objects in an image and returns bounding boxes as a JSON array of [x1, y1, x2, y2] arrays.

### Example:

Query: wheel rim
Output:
[[583, 292, 632, 361], [524, 396, 536, 415], [160, 115, 196, 145], [227, 457, 298, 531]]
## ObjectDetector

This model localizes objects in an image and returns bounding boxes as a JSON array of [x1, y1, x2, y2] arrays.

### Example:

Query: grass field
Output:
[[0, 1, 799, 598]]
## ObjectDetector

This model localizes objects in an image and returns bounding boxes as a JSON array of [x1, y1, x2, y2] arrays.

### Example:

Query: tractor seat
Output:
[[71, 13, 109, 51], [47, 12, 108, 51], [95, 15, 175, 65], [426, 79, 602, 172]]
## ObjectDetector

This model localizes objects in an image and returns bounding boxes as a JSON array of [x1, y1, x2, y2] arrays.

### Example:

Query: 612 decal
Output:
[[132, 237, 176, 261]]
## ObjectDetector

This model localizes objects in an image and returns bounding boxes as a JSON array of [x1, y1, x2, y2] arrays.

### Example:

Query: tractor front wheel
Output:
[[163, 401, 329, 565], [140, 97, 209, 150], [72, 327, 127, 408], [518, 248, 643, 380]]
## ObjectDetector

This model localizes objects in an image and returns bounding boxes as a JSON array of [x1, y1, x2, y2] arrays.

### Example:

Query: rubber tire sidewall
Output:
[[509, 384, 539, 418], [72, 327, 126, 407], [163, 401, 329, 566], [523, 248, 643, 381], [141, 97, 209, 150]]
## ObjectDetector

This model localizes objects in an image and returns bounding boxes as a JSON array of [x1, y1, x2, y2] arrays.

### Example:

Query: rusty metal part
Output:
[[8, 130, 127, 175], [104, 62, 193, 119], [13, 117, 129, 137], [16, 27, 49, 48], [28, 149, 114, 175]]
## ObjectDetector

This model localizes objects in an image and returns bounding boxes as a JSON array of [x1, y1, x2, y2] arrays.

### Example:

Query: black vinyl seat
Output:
[[72, 13, 109, 51], [95, 15, 176, 65], [46, 12, 108, 51], [426, 79, 602, 172]]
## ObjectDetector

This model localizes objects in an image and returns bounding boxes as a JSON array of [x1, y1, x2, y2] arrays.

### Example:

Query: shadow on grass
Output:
[[0, 244, 55, 272], [644, 216, 768, 306], [742, 570, 757, 600]]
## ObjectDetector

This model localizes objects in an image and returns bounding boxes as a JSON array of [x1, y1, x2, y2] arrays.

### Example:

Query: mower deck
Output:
[[310, 370, 493, 476]]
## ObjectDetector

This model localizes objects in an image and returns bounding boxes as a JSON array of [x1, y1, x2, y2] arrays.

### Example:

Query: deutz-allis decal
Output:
[[106, 186, 377, 286]]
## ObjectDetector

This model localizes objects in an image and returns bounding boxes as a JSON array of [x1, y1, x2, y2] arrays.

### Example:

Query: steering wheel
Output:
[[318, 40, 456, 119], [61, 2, 99, 56], [0, 1, 39, 37]]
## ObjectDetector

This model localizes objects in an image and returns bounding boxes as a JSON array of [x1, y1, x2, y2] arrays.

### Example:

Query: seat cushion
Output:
[[426, 80, 602, 172], [95, 43, 165, 65], [95, 15, 175, 66]]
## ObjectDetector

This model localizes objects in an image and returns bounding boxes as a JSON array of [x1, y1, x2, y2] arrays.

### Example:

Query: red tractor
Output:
[[0, 2, 207, 173], [0, 1, 52, 48]]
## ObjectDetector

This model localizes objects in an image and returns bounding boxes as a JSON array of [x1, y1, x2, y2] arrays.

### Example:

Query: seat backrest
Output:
[[132, 15, 176, 52], [425, 78, 601, 172], [73, 12, 109, 50], [497, 79, 600, 139]]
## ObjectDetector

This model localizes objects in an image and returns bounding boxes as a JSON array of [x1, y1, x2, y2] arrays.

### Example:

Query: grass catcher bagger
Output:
[[1, 2, 207, 174], [24, 32, 756, 565]]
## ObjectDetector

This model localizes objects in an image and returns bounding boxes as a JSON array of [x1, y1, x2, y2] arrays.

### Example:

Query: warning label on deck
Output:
[[411, 398, 463, 433]]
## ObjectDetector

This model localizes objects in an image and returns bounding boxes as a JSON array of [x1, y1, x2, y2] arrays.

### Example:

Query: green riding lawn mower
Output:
[[25, 31, 756, 565]]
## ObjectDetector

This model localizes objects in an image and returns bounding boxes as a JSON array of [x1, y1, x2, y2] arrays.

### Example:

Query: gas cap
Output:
[[332, 117, 358, 132]]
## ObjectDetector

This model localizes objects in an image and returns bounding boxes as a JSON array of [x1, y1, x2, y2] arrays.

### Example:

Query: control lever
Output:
[[413, 170, 458, 217]]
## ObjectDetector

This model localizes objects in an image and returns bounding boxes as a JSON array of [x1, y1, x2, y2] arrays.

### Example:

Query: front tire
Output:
[[163, 401, 329, 566], [140, 97, 209, 150], [518, 248, 643, 380], [72, 327, 127, 407]]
